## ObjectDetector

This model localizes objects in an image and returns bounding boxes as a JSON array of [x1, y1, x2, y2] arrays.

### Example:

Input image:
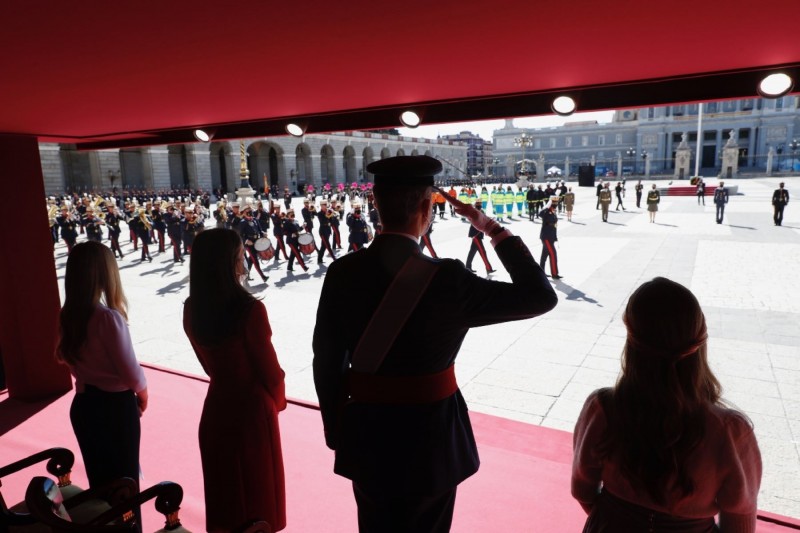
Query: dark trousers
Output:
[[157, 229, 166, 252], [419, 234, 438, 258], [318, 230, 335, 261], [110, 234, 123, 257], [466, 237, 492, 272], [70, 386, 142, 532], [636, 192, 642, 208], [274, 235, 289, 260], [774, 204, 785, 225], [353, 483, 457, 533], [170, 236, 182, 261], [245, 244, 267, 280], [697, 192, 705, 205], [715, 204, 725, 223], [615, 194, 624, 210], [287, 243, 307, 270], [540, 238, 558, 276]]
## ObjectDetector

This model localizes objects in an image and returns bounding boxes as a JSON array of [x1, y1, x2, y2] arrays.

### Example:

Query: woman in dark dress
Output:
[[183, 229, 287, 532]]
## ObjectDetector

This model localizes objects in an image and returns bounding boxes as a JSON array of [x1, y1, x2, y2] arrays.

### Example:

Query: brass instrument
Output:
[[47, 204, 58, 227], [139, 209, 152, 231]]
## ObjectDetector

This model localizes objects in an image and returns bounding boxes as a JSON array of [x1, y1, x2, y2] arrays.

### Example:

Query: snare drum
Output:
[[254, 237, 274, 260], [297, 233, 317, 255]]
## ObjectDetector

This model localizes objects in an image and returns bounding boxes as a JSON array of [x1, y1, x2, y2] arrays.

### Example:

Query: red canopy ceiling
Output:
[[2, 0, 799, 147]]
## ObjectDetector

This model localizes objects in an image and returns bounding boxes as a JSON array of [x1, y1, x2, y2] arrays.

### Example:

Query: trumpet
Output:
[[139, 209, 152, 231]]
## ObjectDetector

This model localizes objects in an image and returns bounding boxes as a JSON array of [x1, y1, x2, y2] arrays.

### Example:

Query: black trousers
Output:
[[774, 204, 785, 225], [636, 192, 642, 208], [70, 385, 142, 531], [353, 483, 457, 533], [715, 204, 725, 223], [466, 236, 492, 272], [582, 490, 717, 533]]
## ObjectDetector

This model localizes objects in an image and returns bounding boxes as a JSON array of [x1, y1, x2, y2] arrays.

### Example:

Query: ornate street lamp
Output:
[[514, 133, 534, 176], [626, 147, 636, 175], [791, 139, 799, 173]]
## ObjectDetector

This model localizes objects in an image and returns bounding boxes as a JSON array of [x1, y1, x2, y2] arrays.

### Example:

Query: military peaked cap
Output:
[[367, 155, 442, 186]]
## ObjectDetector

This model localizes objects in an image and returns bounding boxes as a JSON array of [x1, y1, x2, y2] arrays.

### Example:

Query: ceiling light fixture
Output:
[[399, 110, 421, 128], [286, 123, 305, 137], [757, 73, 793, 98], [551, 96, 577, 116], [193, 128, 215, 142]]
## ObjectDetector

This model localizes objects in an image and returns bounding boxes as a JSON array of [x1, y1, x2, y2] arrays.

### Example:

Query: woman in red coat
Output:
[[183, 228, 287, 532]]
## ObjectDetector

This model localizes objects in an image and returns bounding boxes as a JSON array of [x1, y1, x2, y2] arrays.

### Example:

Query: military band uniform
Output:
[[239, 216, 269, 282], [134, 215, 153, 262], [57, 212, 79, 253], [538, 207, 560, 278], [84, 215, 104, 243], [772, 184, 789, 226], [599, 187, 612, 222], [105, 212, 124, 259], [270, 212, 289, 261], [346, 212, 369, 252], [152, 209, 166, 252], [316, 209, 337, 263], [465, 207, 494, 274], [165, 210, 185, 262], [283, 216, 308, 272], [714, 184, 729, 224]]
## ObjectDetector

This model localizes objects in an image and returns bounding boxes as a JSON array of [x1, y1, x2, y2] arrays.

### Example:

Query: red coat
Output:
[[184, 301, 287, 531]]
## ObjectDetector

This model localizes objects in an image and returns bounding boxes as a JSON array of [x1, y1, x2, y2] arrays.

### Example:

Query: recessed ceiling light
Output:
[[400, 111, 421, 128], [758, 73, 793, 98], [286, 123, 305, 137], [551, 96, 577, 116], [193, 128, 215, 142]]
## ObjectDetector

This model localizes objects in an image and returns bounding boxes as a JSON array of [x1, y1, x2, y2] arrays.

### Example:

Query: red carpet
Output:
[[1, 365, 797, 532]]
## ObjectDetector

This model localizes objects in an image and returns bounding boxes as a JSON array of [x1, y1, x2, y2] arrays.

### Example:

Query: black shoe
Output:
[[552, 275, 564, 280], [303, 266, 309, 272], [466, 267, 476, 273], [318, 259, 324, 264], [287, 267, 294, 272], [247, 276, 253, 281], [180, 258, 185, 263], [487, 269, 496, 274], [147, 256, 152, 262], [261, 275, 269, 283]]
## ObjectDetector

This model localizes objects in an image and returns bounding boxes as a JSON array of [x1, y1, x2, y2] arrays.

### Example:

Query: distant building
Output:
[[440, 131, 493, 178], [493, 97, 800, 179]]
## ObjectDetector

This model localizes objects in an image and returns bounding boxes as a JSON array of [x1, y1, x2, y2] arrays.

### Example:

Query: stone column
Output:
[[187, 144, 213, 190], [645, 156, 651, 178], [39, 143, 65, 194], [148, 147, 171, 189], [95, 149, 121, 190]]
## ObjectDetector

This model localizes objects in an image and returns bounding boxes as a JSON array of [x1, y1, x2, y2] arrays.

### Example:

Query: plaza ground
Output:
[[51, 176, 800, 519]]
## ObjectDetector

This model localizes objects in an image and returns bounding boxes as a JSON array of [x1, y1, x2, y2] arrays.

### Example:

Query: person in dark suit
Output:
[[539, 200, 561, 279], [312, 155, 558, 533], [635, 180, 644, 208], [596, 181, 603, 210], [696, 179, 706, 206], [772, 182, 789, 226], [714, 181, 729, 224]]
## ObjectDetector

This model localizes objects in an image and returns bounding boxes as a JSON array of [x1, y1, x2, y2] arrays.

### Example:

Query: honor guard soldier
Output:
[[135, 208, 154, 262], [599, 183, 613, 222], [772, 182, 789, 226], [465, 200, 495, 274], [164, 205, 185, 263], [346, 204, 369, 252], [316, 200, 337, 264], [283, 209, 308, 272], [539, 199, 562, 279], [239, 205, 269, 283], [313, 155, 557, 533], [563, 187, 576, 222], [714, 181, 729, 224]]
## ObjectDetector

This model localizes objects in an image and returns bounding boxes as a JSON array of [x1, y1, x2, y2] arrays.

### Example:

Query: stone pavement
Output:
[[52, 177, 800, 518]]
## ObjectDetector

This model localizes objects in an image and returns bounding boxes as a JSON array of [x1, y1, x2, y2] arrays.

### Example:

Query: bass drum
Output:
[[254, 237, 274, 260], [298, 232, 317, 255]]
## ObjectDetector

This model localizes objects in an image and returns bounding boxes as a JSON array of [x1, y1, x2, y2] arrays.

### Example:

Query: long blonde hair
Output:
[[57, 241, 128, 365]]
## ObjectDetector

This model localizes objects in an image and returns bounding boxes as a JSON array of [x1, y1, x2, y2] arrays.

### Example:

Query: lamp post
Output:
[[626, 147, 636, 176], [641, 151, 648, 178], [791, 139, 799, 173], [777, 145, 784, 172], [514, 133, 534, 177]]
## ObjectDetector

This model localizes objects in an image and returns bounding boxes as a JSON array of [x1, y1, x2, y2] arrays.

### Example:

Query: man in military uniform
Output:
[[283, 209, 308, 272], [599, 182, 613, 222], [239, 205, 269, 283], [313, 155, 557, 533], [105, 207, 125, 259], [56, 206, 79, 254], [526, 184, 537, 221], [635, 180, 644, 208], [164, 205, 185, 263], [596, 181, 603, 210], [316, 200, 337, 264], [614, 181, 626, 211], [714, 181, 729, 224], [465, 200, 495, 275], [772, 182, 790, 226], [346, 205, 369, 252], [270, 207, 289, 261], [84, 207, 105, 243], [539, 200, 562, 279]]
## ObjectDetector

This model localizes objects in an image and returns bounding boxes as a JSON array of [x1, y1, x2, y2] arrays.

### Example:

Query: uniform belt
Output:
[[347, 365, 457, 405]]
